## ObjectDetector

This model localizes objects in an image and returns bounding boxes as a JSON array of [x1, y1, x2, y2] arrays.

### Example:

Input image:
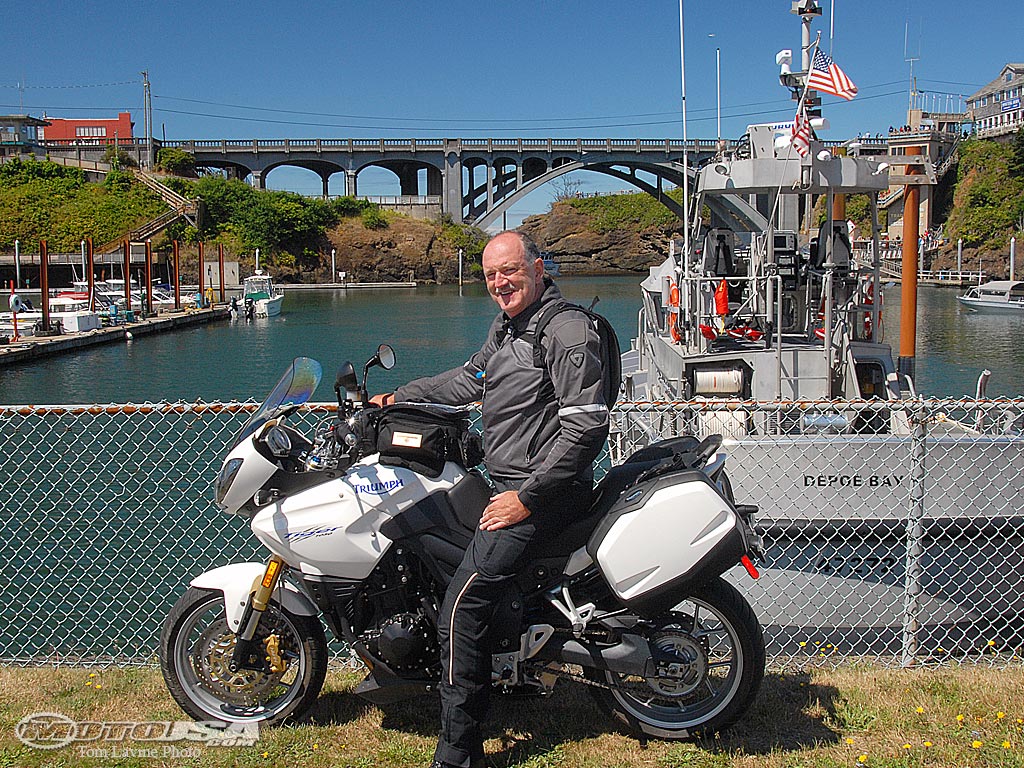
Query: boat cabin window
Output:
[[855, 360, 887, 399]]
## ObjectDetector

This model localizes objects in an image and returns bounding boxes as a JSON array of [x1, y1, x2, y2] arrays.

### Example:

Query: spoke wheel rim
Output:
[[605, 597, 744, 730]]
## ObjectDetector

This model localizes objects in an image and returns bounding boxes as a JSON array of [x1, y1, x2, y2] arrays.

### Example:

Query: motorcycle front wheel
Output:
[[159, 587, 328, 725], [586, 577, 764, 739]]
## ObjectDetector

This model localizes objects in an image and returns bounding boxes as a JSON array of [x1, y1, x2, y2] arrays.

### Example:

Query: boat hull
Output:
[[956, 297, 1024, 313]]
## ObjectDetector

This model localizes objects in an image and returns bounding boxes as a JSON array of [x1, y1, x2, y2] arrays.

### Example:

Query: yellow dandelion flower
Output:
[[88, 673, 96, 678], [997, 711, 1006, 719], [262, 752, 269, 758], [857, 754, 868, 763], [799, 641, 807, 647], [84, 681, 92, 686], [1018, 718, 1024, 725], [312, 743, 318, 750], [826, 644, 833, 649], [924, 741, 933, 748], [972, 740, 983, 749], [845, 738, 855, 745], [987, 639, 996, 647], [916, 706, 925, 713], [1003, 741, 1011, 749], [956, 714, 965, 723], [902, 743, 912, 749], [94, 684, 102, 690]]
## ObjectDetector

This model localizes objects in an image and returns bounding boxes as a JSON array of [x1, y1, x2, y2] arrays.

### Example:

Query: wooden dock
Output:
[[0, 307, 230, 366]]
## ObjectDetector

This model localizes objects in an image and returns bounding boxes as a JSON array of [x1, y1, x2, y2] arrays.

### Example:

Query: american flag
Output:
[[806, 49, 858, 100], [791, 110, 812, 157]]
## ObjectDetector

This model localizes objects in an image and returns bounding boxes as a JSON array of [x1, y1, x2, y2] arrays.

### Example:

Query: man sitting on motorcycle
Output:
[[372, 231, 609, 768]]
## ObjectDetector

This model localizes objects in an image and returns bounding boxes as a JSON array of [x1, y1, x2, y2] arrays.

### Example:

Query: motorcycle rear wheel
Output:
[[585, 577, 764, 739], [160, 587, 328, 725]]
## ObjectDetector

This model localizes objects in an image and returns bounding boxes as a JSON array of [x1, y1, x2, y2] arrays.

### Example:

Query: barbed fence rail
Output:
[[1, 397, 1022, 669]]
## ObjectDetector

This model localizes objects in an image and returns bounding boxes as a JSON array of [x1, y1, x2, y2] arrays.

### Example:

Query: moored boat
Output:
[[242, 270, 284, 318], [956, 280, 1024, 313], [616, 0, 1024, 659]]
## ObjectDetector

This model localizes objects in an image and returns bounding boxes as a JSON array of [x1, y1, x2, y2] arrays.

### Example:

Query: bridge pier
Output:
[[345, 170, 358, 197], [251, 170, 265, 190], [444, 152, 463, 223]]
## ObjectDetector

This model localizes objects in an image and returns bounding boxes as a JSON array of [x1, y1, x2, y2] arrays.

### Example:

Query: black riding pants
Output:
[[433, 480, 539, 768]]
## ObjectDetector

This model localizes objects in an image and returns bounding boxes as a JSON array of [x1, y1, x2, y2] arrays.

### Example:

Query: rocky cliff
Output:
[[517, 201, 682, 275]]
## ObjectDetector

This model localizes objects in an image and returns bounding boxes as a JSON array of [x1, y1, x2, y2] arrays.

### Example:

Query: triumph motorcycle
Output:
[[160, 345, 766, 739]]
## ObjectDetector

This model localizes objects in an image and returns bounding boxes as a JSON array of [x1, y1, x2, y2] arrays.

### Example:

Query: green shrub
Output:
[[361, 206, 389, 230], [155, 147, 196, 176]]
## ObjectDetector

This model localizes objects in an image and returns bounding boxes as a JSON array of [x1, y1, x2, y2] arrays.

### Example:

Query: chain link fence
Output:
[[1, 398, 1022, 669]]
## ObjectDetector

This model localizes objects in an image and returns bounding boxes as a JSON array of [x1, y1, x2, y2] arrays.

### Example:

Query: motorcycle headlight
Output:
[[265, 425, 293, 458], [215, 458, 244, 507]]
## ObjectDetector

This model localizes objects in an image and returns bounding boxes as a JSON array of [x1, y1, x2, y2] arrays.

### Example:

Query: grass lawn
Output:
[[0, 664, 1022, 767]]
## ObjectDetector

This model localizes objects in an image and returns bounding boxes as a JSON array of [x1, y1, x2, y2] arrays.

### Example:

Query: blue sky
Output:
[[3, 1, 1020, 225]]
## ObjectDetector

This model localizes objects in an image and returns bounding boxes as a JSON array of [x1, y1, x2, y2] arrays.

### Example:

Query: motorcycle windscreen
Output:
[[233, 357, 323, 447]]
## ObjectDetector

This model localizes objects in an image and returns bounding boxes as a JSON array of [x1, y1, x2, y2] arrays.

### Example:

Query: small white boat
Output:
[[956, 280, 1024, 313], [242, 270, 284, 317]]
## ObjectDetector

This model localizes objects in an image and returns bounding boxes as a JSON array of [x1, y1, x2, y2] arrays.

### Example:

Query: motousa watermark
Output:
[[15, 712, 259, 750]]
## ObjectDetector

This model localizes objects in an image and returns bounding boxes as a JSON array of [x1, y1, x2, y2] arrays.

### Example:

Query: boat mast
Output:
[[678, 0, 691, 345]]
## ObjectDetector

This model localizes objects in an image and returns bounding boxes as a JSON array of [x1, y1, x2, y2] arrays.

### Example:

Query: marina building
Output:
[[0, 115, 49, 159], [967, 64, 1024, 140]]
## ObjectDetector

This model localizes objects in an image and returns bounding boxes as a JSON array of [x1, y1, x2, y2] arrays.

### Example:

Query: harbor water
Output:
[[1, 277, 1021, 405]]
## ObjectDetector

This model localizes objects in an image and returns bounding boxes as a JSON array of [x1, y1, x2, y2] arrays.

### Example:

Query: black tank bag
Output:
[[373, 404, 482, 477]]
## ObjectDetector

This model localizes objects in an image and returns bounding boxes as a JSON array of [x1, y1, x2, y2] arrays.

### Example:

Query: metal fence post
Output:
[[901, 399, 929, 666]]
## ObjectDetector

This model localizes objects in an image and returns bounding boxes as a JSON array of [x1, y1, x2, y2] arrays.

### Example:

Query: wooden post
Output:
[[899, 145, 922, 381], [144, 240, 154, 316], [40, 240, 51, 334], [86, 237, 95, 312], [173, 240, 181, 310], [123, 239, 132, 312], [198, 241, 205, 307]]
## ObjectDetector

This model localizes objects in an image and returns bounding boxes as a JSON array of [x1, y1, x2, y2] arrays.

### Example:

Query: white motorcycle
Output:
[[160, 346, 766, 739]]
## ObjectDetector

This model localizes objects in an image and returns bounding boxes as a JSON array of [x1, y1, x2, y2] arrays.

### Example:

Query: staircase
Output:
[[878, 135, 962, 214], [96, 171, 200, 254]]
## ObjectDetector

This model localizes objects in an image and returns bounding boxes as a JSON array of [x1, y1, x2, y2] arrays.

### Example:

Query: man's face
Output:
[[482, 235, 545, 318]]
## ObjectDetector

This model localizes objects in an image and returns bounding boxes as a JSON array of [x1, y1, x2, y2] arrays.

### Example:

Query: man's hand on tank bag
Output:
[[479, 491, 531, 530]]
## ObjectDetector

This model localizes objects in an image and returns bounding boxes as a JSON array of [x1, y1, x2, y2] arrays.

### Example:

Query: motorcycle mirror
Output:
[[376, 344, 396, 370], [334, 362, 358, 394]]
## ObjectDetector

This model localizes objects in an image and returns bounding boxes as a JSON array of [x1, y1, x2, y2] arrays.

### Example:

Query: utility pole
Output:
[[141, 70, 153, 169]]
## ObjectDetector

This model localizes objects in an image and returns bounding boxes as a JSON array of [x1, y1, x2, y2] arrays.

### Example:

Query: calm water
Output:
[[1, 277, 1021, 404]]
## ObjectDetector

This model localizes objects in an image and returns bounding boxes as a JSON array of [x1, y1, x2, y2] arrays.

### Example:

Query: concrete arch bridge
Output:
[[151, 137, 766, 230]]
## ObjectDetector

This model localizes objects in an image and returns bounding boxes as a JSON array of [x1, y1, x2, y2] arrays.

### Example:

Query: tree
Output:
[[102, 144, 138, 169], [1009, 128, 1024, 178], [155, 147, 196, 176], [551, 175, 584, 202]]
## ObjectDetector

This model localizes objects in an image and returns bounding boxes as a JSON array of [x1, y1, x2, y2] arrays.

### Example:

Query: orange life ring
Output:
[[668, 282, 681, 342]]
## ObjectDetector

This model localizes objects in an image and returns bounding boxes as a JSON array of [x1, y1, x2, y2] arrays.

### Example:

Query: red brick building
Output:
[[37, 112, 133, 143]]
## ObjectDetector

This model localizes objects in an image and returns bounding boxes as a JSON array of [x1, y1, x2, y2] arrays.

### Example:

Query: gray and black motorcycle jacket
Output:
[[394, 279, 609, 522]]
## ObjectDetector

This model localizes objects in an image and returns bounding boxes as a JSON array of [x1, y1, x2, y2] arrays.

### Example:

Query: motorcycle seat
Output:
[[528, 460, 659, 559]]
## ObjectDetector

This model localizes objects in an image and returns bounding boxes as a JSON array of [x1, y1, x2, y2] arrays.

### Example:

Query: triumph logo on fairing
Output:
[[803, 474, 904, 488], [351, 478, 405, 496]]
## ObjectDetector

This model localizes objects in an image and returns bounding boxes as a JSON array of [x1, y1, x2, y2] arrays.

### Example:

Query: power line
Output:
[[0, 80, 137, 90]]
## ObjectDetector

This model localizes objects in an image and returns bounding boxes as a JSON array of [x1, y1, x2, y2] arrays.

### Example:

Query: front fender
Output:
[[190, 562, 318, 633]]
